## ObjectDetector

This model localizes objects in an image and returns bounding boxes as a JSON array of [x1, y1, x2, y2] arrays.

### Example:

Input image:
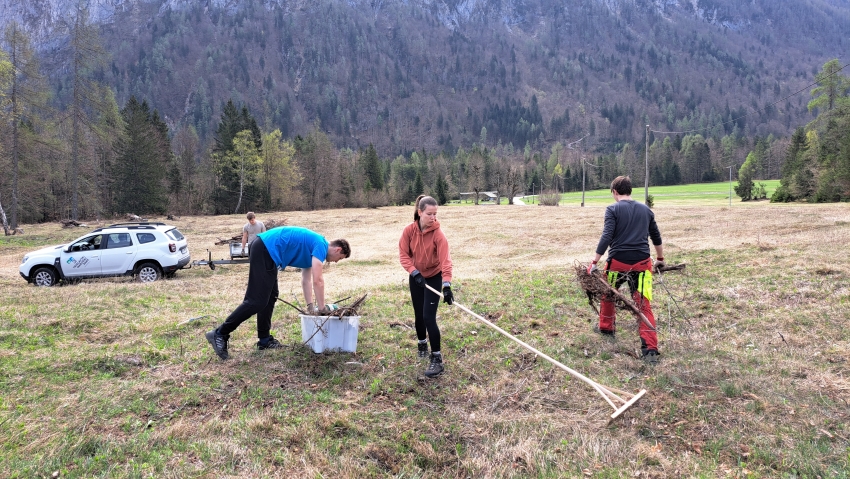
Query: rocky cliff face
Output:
[[0, 0, 784, 46], [2, 0, 846, 48], [0, 0, 156, 46]]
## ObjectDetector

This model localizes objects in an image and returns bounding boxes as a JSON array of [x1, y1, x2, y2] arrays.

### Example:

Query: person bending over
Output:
[[206, 226, 350, 360]]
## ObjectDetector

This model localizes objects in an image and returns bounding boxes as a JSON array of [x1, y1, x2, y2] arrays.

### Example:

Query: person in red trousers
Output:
[[588, 176, 665, 364]]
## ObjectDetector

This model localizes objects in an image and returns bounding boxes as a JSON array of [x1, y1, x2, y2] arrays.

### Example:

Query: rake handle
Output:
[[424, 284, 645, 416]]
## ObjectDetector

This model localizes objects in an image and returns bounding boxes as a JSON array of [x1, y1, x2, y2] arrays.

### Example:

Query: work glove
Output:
[[586, 261, 598, 275], [306, 303, 319, 314], [323, 304, 340, 312], [442, 284, 454, 305], [241, 248, 246, 255], [653, 258, 665, 273], [411, 270, 425, 288]]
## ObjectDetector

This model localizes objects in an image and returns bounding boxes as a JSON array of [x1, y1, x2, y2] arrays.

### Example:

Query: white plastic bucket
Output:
[[230, 243, 248, 258], [300, 315, 360, 353]]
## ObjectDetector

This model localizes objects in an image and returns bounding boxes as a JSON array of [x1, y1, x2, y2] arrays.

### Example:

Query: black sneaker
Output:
[[641, 349, 660, 365], [592, 324, 616, 339], [257, 335, 283, 350], [205, 329, 229, 360], [425, 353, 444, 378], [417, 341, 429, 359]]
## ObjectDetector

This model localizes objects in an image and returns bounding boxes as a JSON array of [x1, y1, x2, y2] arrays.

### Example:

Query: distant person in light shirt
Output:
[[241, 211, 266, 255]]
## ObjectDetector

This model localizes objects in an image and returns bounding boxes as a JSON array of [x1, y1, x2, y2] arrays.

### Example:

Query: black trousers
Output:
[[218, 238, 279, 339], [409, 273, 443, 352]]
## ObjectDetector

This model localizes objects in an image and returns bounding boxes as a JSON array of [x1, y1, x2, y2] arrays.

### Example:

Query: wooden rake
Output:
[[425, 284, 646, 420]]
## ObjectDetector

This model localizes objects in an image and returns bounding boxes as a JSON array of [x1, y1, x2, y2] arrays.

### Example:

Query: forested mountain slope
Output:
[[3, 0, 849, 154]]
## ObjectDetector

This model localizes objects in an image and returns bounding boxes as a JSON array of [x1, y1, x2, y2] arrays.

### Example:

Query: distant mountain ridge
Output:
[[2, 0, 849, 153]]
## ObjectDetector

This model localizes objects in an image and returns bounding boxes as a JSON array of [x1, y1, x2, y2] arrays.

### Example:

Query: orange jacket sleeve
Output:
[[434, 228, 453, 283], [398, 224, 416, 274]]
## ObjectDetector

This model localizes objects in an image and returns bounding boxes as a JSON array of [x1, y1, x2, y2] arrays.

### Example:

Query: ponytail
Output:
[[413, 195, 437, 221]]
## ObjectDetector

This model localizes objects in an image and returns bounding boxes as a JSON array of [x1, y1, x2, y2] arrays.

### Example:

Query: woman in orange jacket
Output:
[[399, 195, 453, 378]]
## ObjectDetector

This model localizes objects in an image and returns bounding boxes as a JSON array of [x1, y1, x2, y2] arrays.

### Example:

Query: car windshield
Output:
[[165, 228, 185, 241], [70, 235, 102, 251]]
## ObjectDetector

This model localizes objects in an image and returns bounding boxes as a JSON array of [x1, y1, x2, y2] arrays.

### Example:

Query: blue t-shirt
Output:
[[257, 227, 328, 269]]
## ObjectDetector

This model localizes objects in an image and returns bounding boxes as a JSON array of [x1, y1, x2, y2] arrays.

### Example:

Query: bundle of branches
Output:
[[262, 218, 287, 229], [575, 262, 686, 329], [214, 218, 288, 245], [278, 293, 369, 317], [60, 219, 88, 228], [574, 263, 652, 330], [126, 213, 148, 222]]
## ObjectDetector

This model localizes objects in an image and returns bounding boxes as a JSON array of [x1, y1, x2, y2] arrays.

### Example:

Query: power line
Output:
[[649, 60, 850, 136]]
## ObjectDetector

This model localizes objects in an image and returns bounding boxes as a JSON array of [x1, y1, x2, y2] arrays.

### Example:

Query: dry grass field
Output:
[[1, 201, 848, 478]]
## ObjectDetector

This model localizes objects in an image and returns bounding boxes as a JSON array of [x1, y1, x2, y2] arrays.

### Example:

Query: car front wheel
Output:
[[135, 262, 162, 283], [32, 267, 58, 287]]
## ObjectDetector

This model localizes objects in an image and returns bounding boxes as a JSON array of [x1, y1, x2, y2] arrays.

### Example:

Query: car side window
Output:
[[137, 233, 157, 244], [106, 233, 133, 249], [165, 228, 185, 241], [71, 235, 103, 252]]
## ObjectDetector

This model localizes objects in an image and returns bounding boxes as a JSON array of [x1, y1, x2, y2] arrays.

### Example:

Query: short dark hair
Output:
[[330, 239, 351, 258], [611, 176, 632, 195], [246, 212, 256, 220]]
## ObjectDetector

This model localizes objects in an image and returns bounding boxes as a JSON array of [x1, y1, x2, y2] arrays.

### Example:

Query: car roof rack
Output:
[[90, 222, 166, 233], [107, 222, 166, 227]]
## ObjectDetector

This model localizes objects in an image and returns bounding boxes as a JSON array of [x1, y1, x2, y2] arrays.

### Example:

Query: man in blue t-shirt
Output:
[[206, 226, 351, 360]]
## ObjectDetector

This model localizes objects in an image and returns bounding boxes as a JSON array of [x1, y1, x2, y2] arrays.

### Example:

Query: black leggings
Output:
[[409, 273, 443, 352], [218, 238, 279, 339]]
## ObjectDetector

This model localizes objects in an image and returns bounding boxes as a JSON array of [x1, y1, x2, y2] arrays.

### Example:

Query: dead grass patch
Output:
[[1, 204, 849, 477]]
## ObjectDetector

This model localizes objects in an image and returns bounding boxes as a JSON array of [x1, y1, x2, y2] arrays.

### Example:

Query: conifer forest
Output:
[[0, 0, 849, 226]]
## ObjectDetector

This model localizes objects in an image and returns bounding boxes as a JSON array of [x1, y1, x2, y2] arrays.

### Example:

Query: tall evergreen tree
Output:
[[65, 4, 108, 220], [434, 175, 449, 205], [361, 144, 383, 190], [807, 59, 850, 113], [112, 97, 169, 215], [772, 127, 807, 202], [212, 100, 263, 213], [214, 99, 262, 154], [413, 172, 424, 198], [3, 22, 45, 229]]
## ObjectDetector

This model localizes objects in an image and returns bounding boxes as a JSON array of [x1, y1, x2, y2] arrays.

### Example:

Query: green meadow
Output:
[[518, 180, 782, 206]]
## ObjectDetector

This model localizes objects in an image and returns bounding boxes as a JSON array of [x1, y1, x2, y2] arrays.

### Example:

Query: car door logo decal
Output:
[[67, 256, 90, 268]]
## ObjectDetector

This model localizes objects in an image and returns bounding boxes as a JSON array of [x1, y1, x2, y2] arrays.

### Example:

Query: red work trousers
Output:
[[599, 258, 658, 352]]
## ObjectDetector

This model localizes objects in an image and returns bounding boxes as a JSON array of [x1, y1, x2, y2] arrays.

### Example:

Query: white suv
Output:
[[19, 222, 190, 286]]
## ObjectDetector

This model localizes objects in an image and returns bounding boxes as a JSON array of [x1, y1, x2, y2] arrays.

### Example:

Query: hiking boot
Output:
[[424, 353, 444, 378], [417, 341, 429, 359], [592, 324, 616, 339], [257, 335, 283, 350], [206, 329, 229, 360], [641, 349, 660, 365]]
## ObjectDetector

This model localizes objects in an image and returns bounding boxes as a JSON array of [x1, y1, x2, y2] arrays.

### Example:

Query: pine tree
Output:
[[413, 172, 424, 198], [772, 128, 807, 202], [112, 97, 169, 215], [3, 22, 45, 228], [807, 59, 850, 113], [434, 175, 449, 205], [361, 144, 383, 190], [212, 100, 263, 213], [214, 99, 262, 154], [734, 152, 756, 201], [65, 4, 108, 220]]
